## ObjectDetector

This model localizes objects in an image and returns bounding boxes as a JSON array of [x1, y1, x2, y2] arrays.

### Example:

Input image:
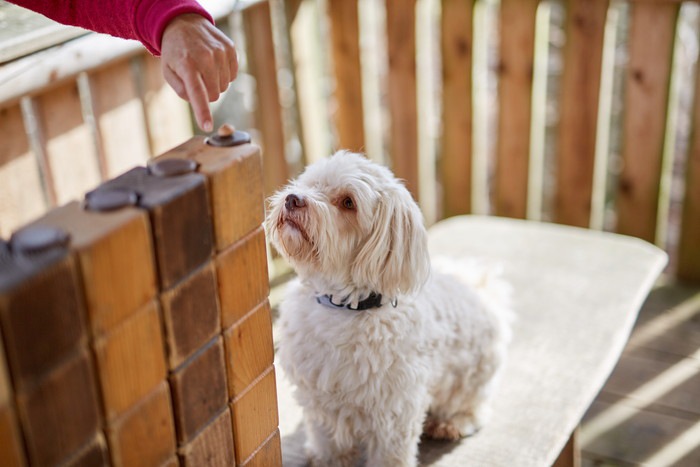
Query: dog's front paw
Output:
[[423, 417, 480, 441]]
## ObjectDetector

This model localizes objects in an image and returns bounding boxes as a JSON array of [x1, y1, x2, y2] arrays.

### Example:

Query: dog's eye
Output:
[[342, 197, 355, 210]]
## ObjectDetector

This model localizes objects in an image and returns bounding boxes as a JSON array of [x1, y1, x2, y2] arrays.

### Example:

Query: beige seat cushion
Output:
[[278, 215, 667, 466]]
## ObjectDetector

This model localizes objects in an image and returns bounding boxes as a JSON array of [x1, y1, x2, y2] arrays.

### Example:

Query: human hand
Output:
[[160, 14, 238, 132]]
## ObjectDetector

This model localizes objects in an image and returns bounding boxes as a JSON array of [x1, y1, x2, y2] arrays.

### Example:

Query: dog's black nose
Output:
[[285, 194, 306, 210]]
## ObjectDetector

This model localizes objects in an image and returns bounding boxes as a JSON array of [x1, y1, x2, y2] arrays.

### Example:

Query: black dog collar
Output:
[[316, 292, 396, 311]]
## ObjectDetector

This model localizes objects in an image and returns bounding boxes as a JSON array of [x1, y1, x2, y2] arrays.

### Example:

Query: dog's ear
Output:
[[352, 187, 430, 299]]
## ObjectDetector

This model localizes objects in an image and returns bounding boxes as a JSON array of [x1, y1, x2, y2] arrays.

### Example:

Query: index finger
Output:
[[181, 68, 213, 132]]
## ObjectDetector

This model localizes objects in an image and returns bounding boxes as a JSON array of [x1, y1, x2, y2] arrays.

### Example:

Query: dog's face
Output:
[[266, 151, 430, 302]]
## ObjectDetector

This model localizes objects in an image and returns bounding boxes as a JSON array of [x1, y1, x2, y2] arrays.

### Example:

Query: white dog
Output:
[[267, 151, 512, 467]]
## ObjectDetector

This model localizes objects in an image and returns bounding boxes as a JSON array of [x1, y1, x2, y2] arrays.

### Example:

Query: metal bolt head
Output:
[[148, 158, 198, 178], [85, 188, 139, 212], [11, 226, 70, 255]]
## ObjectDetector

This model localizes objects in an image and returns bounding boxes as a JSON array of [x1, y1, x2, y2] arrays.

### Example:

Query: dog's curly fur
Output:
[[267, 151, 512, 467]]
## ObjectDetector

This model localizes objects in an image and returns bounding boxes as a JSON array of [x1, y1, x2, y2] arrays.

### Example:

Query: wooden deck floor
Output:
[[581, 281, 700, 467]]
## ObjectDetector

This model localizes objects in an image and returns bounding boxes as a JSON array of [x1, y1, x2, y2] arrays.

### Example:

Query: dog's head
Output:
[[266, 151, 430, 303]]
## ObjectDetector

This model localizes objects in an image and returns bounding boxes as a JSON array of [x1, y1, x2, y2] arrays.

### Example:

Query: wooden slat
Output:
[[243, 1, 288, 195], [327, 0, 365, 152], [495, 0, 539, 219], [89, 60, 151, 177], [0, 104, 47, 237], [677, 59, 700, 282], [385, 0, 419, 200], [34, 83, 101, 205], [440, 0, 474, 217], [555, 0, 609, 228], [616, 2, 679, 243], [179, 408, 236, 467], [139, 54, 193, 156]]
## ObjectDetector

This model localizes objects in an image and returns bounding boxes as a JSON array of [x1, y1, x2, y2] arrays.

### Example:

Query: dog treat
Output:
[[152, 135, 263, 251]]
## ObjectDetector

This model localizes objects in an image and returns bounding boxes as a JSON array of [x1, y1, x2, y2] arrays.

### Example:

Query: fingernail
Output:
[[204, 121, 213, 132]]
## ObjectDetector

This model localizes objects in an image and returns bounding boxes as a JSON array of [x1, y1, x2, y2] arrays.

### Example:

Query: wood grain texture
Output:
[[35, 83, 101, 205], [107, 382, 176, 467], [677, 58, 700, 282], [240, 429, 282, 467], [385, 0, 419, 200], [179, 408, 236, 467], [61, 433, 109, 467], [0, 250, 86, 389], [169, 337, 228, 444], [156, 137, 264, 251], [161, 262, 220, 369], [230, 366, 279, 465], [243, 2, 288, 196], [216, 227, 269, 329], [30, 201, 157, 335], [0, 405, 26, 467], [93, 300, 167, 420], [224, 301, 275, 398], [328, 0, 365, 152], [89, 60, 151, 177], [16, 349, 101, 466], [140, 54, 193, 156], [93, 166, 215, 290], [555, 0, 609, 228], [495, 0, 539, 219], [616, 2, 679, 243], [440, 0, 474, 217], [0, 104, 47, 237]]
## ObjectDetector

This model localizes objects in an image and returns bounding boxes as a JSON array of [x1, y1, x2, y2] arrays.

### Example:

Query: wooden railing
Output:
[[1, 0, 699, 283]]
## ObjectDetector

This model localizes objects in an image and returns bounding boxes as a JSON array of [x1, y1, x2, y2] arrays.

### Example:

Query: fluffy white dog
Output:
[[267, 151, 512, 467]]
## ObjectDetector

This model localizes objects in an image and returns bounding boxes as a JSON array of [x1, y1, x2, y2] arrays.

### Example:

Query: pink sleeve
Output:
[[7, 0, 214, 55]]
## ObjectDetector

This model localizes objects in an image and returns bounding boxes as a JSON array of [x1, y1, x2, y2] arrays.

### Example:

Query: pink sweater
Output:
[[8, 0, 214, 55]]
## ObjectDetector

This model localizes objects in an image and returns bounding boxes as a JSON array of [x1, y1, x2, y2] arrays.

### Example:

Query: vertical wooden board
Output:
[[216, 227, 269, 329], [0, 249, 86, 389], [495, 0, 539, 219], [385, 0, 419, 200], [169, 337, 228, 444], [0, 405, 26, 467], [156, 137, 264, 251], [16, 349, 101, 466], [161, 262, 220, 369], [93, 300, 167, 420], [61, 433, 109, 467], [677, 59, 700, 282], [0, 104, 47, 237], [555, 0, 609, 228], [616, 2, 679, 243], [29, 201, 157, 335], [35, 83, 101, 205], [90, 60, 151, 177], [108, 382, 176, 467], [141, 54, 193, 156], [230, 367, 279, 465], [440, 0, 475, 217], [243, 2, 288, 196], [224, 301, 274, 398], [179, 408, 236, 467], [92, 166, 215, 290], [239, 429, 282, 467], [328, 0, 365, 152]]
